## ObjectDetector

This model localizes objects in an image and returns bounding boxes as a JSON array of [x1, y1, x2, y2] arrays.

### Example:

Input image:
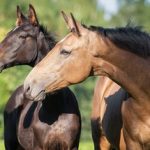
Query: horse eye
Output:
[[19, 35, 27, 39], [60, 49, 71, 55]]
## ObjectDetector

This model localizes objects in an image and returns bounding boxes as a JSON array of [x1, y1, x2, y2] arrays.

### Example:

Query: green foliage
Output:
[[70, 77, 97, 141], [0, 0, 106, 37], [0, 140, 4, 150], [110, 0, 150, 31], [0, 66, 31, 109], [79, 141, 94, 150]]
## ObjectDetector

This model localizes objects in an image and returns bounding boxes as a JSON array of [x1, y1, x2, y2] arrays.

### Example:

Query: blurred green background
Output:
[[0, 0, 150, 149]]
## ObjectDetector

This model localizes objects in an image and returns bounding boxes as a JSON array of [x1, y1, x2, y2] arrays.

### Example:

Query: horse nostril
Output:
[[26, 86, 30, 92], [24, 85, 31, 99]]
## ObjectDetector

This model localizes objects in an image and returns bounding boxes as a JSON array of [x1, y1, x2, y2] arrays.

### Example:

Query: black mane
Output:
[[39, 25, 56, 50], [86, 25, 150, 58]]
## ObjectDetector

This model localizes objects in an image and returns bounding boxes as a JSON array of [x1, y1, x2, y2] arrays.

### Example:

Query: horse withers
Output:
[[2, 6, 81, 150], [24, 12, 150, 150]]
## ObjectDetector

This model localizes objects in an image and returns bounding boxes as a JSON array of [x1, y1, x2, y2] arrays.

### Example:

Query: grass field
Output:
[[0, 139, 94, 150], [79, 141, 94, 150], [0, 140, 4, 150]]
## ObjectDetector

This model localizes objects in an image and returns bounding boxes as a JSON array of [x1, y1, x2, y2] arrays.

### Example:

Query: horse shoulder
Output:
[[122, 97, 150, 150]]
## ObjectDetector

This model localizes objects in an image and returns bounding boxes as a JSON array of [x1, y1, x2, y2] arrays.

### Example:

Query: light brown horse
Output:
[[24, 12, 150, 150], [91, 77, 127, 150]]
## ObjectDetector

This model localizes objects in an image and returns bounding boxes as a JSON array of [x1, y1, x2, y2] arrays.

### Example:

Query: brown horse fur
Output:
[[2, 7, 81, 150], [24, 12, 150, 150], [91, 77, 127, 150], [5, 86, 80, 150]]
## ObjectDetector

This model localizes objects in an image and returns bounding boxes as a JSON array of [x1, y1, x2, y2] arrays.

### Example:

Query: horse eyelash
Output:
[[60, 49, 71, 55], [19, 35, 26, 39], [19, 34, 36, 39]]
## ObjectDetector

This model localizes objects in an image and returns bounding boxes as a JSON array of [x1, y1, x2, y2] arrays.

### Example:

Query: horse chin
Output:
[[25, 90, 46, 102], [33, 90, 46, 102], [44, 78, 72, 94]]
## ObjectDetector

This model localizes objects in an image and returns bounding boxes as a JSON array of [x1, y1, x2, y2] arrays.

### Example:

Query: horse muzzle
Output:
[[24, 82, 46, 101]]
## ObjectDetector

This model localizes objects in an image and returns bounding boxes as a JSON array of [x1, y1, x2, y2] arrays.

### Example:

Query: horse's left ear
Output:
[[28, 4, 39, 26], [16, 5, 27, 26], [61, 11, 82, 37]]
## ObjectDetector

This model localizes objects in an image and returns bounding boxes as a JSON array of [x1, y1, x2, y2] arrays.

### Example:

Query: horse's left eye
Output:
[[60, 49, 71, 55], [19, 35, 27, 39]]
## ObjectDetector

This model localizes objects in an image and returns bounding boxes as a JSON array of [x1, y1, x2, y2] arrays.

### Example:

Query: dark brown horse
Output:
[[2, 7, 81, 150], [24, 12, 150, 150]]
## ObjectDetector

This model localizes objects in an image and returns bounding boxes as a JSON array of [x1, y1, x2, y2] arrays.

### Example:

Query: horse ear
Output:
[[28, 4, 39, 26], [70, 13, 80, 36], [61, 11, 81, 36], [16, 5, 27, 26], [61, 11, 69, 26]]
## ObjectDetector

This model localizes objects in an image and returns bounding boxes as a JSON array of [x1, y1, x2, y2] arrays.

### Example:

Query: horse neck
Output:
[[31, 33, 56, 67], [18, 100, 34, 131], [93, 38, 150, 103]]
